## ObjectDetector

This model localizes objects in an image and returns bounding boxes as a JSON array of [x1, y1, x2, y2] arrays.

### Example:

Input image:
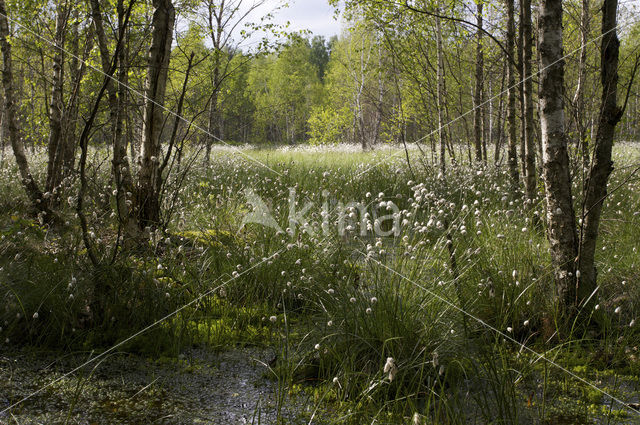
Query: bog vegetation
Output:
[[0, 0, 639, 423]]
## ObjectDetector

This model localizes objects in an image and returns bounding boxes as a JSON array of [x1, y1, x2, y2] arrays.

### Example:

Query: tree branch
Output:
[[77, 0, 135, 266]]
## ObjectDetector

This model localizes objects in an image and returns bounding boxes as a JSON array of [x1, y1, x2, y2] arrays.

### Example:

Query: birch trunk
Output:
[[0, 96, 5, 162], [577, 0, 621, 304], [494, 63, 506, 164], [205, 84, 218, 161], [62, 9, 86, 175], [522, 0, 537, 201], [573, 0, 590, 171], [114, 0, 137, 239], [372, 40, 384, 148], [45, 3, 67, 200], [506, 0, 519, 191], [138, 0, 175, 229], [0, 0, 47, 213], [205, 1, 224, 162], [90, 0, 136, 238], [435, 9, 446, 174], [539, 0, 579, 309], [473, 0, 484, 163]]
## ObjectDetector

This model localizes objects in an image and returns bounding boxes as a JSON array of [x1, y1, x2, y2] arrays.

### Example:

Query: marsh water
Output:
[[0, 346, 308, 425]]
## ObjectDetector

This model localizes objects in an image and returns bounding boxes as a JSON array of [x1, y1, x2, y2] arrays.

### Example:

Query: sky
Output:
[[243, 0, 343, 45], [174, 0, 344, 52], [270, 0, 342, 38]]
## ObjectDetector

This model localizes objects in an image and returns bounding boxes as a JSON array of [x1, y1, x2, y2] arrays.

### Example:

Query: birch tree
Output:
[[522, 0, 536, 201], [0, 0, 48, 215], [572, 0, 591, 171], [43, 3, 93, 208], [539, 0, 579, 310], [137, 0, 175, 229], [577, 0, 624, 305], [90, 0, 137, 239], [44, 2, 67, 202], [506, 0, 519, 191], [435, 7, 446, 173], [199, 0, 270, 161], [473, 0, 484, 162]]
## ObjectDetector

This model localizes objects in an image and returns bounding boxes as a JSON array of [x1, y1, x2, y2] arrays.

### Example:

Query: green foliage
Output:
[[248, 36, 323, 144], [309, 35, 331, 80], [307, 105, 352, 145], [2, 145, 640, 423], [2, 0, 640, 421]]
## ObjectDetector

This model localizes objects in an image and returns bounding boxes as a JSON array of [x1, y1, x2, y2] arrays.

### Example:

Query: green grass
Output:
[[1, 143, 639, 423]]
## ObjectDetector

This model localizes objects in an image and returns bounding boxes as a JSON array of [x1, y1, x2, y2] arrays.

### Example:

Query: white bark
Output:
[[539, 0, 579, 308], [0, 0, 47, 213], [138, 0, 175, 228]]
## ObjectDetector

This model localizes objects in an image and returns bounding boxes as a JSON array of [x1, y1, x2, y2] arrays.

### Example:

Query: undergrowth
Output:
[[1, 143, 639, 423]]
